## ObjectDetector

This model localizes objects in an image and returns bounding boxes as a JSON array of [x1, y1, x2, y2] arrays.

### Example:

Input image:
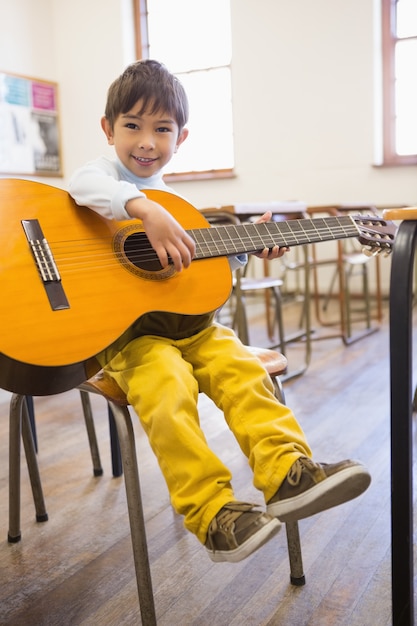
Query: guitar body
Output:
[[0, 179, 231, 395]]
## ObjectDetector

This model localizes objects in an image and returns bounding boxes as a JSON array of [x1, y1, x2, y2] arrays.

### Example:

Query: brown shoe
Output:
[[205, 501, 281, 563], [267, 457, 371, 522]]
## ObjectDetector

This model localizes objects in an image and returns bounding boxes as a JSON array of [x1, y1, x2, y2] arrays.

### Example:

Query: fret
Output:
[[194, 225, 240, 259], [308, 218, 325, 243], [204, 226, 229, 257], [275, 220, 304, 246], [190, 216, 360, 260], [227, 225, 244, 254], [186, 210, 396, 262], [317, 217, 338, 240], [193, 228, 215, 258], [241, 223, 264, 251]]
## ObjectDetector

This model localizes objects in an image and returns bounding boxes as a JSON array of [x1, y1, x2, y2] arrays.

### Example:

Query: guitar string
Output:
[[49, 217, 357, 260], [48, 224, 379, 265], [48, 224, 356, 273], [47, 230, 385, 275], [45, 217, 389, 274]]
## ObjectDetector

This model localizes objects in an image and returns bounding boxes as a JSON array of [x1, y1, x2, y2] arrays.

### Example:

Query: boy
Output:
[[69, 60, 371, 563]]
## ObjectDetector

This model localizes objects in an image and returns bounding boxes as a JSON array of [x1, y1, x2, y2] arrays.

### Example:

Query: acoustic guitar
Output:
[[0, 179, 396, 395]]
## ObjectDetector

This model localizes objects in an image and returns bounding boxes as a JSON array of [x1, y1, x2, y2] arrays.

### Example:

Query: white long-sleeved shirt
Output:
[[69, 156, 246, 340]]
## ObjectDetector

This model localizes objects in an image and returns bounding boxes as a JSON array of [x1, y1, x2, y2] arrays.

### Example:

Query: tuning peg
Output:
[[364, 246, 393, 258], [362, 246, 381, 257]]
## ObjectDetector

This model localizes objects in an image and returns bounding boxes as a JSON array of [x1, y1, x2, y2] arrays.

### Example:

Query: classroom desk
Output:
[[382, 207, 417, 626]]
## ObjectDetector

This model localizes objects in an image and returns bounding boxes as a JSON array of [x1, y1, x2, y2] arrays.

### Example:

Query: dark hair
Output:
[[104, 59, 189, 131]]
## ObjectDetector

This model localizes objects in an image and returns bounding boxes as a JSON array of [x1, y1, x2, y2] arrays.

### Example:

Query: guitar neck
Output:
[[190, 215, 359, 259]]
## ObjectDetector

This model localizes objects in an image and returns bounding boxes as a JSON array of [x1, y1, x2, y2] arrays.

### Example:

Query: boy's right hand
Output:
[[126, 197, 196, 272]]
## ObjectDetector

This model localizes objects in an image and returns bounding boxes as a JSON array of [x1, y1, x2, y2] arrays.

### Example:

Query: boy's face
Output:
[[101, 100, 188, 178]]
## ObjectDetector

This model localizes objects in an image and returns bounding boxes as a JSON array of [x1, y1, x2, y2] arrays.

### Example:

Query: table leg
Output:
[[389, 220, 416, 626]]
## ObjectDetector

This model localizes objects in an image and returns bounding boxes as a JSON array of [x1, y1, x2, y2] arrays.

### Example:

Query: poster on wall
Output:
[[0, 71, 63, 177]]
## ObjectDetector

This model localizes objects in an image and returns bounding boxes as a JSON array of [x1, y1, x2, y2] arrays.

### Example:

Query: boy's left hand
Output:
[[253, 211, 289, 259]]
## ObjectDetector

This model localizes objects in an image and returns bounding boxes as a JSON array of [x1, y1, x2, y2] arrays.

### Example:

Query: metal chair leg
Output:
[[21, 399, 48, 523], [26, 395, 37, 452], [269, 370, 305, 586], [8, 394, 23, 542], [285, 521, 305, 586], [108, 405, 123, 478], [108, 401, 157, 626], [79, 390, 104, 477], [9, 394, 48, 543], [271, 285, 287, 354], [79, 390, 123, 478]]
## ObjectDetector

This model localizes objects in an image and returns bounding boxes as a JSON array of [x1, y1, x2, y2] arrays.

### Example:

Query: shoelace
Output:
[[211, 508, 243, 534], [286, 457, 324, 486], [206, 502, 261, 551], [207, 502, 258, 537]]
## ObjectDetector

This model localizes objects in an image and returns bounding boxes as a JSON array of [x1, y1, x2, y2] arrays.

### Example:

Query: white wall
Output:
[[0, 0, 133, 186], [0, 0, 416, 292], [50, 0, 136, 181], [180, 0, 416, 210], [0, 0, 55, 77], [1, 0, 415, 205]]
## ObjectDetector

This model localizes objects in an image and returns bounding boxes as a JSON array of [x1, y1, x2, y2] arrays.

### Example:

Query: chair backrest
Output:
[[200, 208, 241, 226]]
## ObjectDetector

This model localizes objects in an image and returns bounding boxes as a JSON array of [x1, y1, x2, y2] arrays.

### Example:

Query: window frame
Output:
[[132, 0, 235, 182], [381, 0, 417, 165]]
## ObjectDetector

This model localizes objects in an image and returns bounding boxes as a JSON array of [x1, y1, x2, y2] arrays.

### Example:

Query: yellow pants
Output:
[[104, 323, 312, 544]]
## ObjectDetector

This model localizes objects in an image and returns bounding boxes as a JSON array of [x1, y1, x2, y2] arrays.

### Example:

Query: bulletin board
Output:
[[0, 71, 63, 177]]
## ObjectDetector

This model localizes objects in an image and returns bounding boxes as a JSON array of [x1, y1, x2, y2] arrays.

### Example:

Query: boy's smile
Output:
[[101, 102, 188, 178], [131, 154, 158, 168]]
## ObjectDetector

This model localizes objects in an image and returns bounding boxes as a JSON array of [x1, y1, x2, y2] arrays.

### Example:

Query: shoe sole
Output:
[[206, 517, 281, 563], [267, 465, 371, 522]]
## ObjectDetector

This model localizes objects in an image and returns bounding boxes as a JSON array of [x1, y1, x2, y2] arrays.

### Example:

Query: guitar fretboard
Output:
[[190, 215, 359, 259]]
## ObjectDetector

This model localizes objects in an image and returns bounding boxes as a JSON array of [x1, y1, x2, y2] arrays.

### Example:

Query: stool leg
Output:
[[270, 374, 305, 585], [109, 402, 156, 625], [344, 265, 353, 340], [79, 390, 104, 477], [285, 522, 305, 586], [271, 375, 286, 405], [108, 405, 123, 478], [233, 298, 250, 345], [363, 264, 371, 329], [342, 261, 378, 346], [8, 394, 23, 542], [271, 286, 287, 354], [26, 395, 38, 453], [21, 399, 48, 523], [322, 266, 339, 312], [9, 395, 48, 542]]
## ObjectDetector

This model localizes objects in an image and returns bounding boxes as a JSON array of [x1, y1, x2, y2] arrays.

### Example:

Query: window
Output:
[[381, 0, 417, 165], [133, 0, 234, 180]]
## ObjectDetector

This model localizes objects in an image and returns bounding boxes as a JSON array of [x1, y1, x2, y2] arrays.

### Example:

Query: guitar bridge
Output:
[[22, 219, 70, 311]]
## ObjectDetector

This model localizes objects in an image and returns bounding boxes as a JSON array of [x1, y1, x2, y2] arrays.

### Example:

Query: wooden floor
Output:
[[0, 297, 415, 625]]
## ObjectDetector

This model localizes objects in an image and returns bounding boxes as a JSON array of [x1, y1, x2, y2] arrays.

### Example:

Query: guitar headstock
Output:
[[352, 214, 397, 256]]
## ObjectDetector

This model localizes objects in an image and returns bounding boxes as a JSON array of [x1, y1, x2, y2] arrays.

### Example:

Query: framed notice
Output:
[[0, 71, 63, 176]]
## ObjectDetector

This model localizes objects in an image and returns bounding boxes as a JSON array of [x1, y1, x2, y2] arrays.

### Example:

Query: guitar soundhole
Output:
[[114, 226, 176, 280], [124, 233, 162, 271]]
